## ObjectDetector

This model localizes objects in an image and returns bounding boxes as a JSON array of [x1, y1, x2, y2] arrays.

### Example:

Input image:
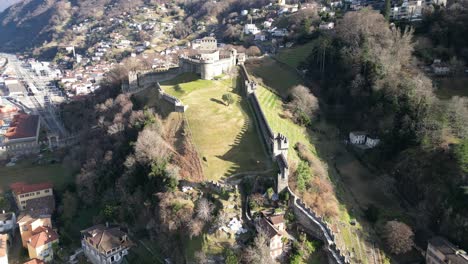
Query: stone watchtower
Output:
[[273, 133, 289, 158], [273, 133, 289, 193], [128, 71, 139, 91]]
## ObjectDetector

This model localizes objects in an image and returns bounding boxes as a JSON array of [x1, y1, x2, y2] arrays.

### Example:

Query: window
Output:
[[25, 194, 29, 197], [36, 192, 40, 195], [21, 201, 26, 204], [44, 190, 50, 193], [20, 195, 25, 198]]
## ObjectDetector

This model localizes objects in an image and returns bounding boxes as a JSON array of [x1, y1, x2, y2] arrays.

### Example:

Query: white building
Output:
[[0, 212, 16, 233], [349, 132, 366, 145], [365, 137, 380, 148], [319, 22, 335, 30], [244, 24, 260, 35]]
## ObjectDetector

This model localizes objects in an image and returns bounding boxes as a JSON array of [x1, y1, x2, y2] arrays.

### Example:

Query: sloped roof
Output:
[[10, 182, 53, 195], [4, 114, 39, 140], [23, 259, 45, 264], [81, 224, 131, 253], [28, 226, 59, 248]]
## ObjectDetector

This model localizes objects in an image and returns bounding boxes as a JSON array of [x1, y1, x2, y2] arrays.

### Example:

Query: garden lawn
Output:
[[255, 85, 316, 162], [161, 76, 270, 181], [275, 41, 315, 69], [0, 158, 74, 193]]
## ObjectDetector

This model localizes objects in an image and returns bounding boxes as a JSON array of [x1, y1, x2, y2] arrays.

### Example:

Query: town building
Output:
[[0, 234, 8, 264], [255, 214, 285, 259], [81, 224, 132, 264], [349, 131, 367, 145], [0, 211, 16, 233], [349, 132, 380, 148], [244, 24, 260, 35], [26, 226, 59, 262], [11, 182, 54, 211], [3, 114, 41, 146], [17, 211, 53, 248], [431, 59, 450, 75], [426, 237, 468, 264]]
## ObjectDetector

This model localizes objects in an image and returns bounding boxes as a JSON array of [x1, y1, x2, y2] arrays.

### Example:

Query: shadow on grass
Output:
[[215, 76, 272, 180], [210, 98, 226, 106]]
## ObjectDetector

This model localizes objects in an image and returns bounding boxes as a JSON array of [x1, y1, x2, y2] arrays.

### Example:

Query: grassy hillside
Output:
[[161, 73, 271, 180]]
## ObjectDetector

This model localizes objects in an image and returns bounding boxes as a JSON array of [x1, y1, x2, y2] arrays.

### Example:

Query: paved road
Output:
[[1, 53, 68, 137]]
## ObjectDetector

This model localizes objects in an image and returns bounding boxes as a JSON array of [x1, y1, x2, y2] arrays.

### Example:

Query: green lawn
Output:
[[246, 57, 302, 98], [256, 85, 316, 162], [161, 75, 271, 181], [0, 157, 74, 193], [275, 41, 315, 69]]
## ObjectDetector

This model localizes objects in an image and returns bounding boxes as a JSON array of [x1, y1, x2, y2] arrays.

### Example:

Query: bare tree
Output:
[[134, 124, 170, 164], [196, 198, 213, 222], [383, 221, 414, 254], [246, 46, 261, 57], [287, 85, 319, 123], [194, 251, 208, 264], [242, 232, 273, 264], [189, 219, 204, 238]]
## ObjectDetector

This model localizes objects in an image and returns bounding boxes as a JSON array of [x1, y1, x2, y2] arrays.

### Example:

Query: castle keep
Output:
[[179, 37, 241, 80]]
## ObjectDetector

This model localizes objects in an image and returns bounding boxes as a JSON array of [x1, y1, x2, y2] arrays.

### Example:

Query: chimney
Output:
[[106, 222, 109, 228]]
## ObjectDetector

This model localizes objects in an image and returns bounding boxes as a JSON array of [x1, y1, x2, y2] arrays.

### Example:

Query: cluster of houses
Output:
[[0, 182, 132, 264]]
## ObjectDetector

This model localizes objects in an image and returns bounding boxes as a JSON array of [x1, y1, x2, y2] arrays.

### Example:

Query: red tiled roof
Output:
[[5, 114, 40, 140], [23, 258, 45, 264], [28, 226, 59, 248], [10, 182, 53, 195], [268, 215, 285, 225]]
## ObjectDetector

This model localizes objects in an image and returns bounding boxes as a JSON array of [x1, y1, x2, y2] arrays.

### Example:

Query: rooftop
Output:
[[429, 237, 468, 264], [23, 258, 45, 264], [0, 212, 14, 222], [10, 182, 53, 195], [28, 226, 59, 248], [81, 224, 132, 254], [4, 114, 40, 140]]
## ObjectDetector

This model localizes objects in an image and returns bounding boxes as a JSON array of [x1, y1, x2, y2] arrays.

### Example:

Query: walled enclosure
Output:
[[239, 65, 349, 264]]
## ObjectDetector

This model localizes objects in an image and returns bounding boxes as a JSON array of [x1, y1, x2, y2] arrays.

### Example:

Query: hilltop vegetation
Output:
[[300, 9, 468, 248]]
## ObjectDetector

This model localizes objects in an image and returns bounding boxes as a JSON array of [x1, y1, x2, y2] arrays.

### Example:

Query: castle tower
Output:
[[128, 71, 139, 91], [273, 133, 289, 158]]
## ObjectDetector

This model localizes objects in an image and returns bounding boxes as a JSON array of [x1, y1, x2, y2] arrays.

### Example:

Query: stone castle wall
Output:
[[239, 64, 349, 264]]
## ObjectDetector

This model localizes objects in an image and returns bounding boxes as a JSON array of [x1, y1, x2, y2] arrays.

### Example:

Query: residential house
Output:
[[319, 22, 335, 30], [426, 237, 468, 264], [349, 132, 380, 148], [431, 59, 450, 75], [0, 234, 8, 264], [244, 24, 261, 35], [255, 214, 285, 260], [10, 182, 54, 211], [0, 211, 16, 233], [26, 226, 59, 262], [3, 115, 41, 147], [349, 131, 366, 145], [81, 224, 132, 264], [17, 211, 52, 248]]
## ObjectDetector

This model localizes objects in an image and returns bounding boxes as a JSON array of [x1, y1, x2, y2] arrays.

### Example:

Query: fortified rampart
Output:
[[124, 70, 188, 113], [239, 64, 349, 264]]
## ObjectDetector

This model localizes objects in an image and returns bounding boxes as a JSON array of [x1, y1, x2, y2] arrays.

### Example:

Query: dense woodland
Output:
[[301, 8, 468, 248]]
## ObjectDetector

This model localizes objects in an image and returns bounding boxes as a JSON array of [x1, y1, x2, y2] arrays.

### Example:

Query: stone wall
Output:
[[123, 70, 188, 113], [239, 64, 349, 264], [239, 64, 289, 193]]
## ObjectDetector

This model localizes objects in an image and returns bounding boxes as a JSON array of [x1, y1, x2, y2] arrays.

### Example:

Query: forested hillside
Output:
[[300, 9, 468, 248]]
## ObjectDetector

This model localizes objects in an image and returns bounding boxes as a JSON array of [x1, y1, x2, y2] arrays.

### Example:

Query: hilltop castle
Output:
[[179, 37, 244, 80]]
